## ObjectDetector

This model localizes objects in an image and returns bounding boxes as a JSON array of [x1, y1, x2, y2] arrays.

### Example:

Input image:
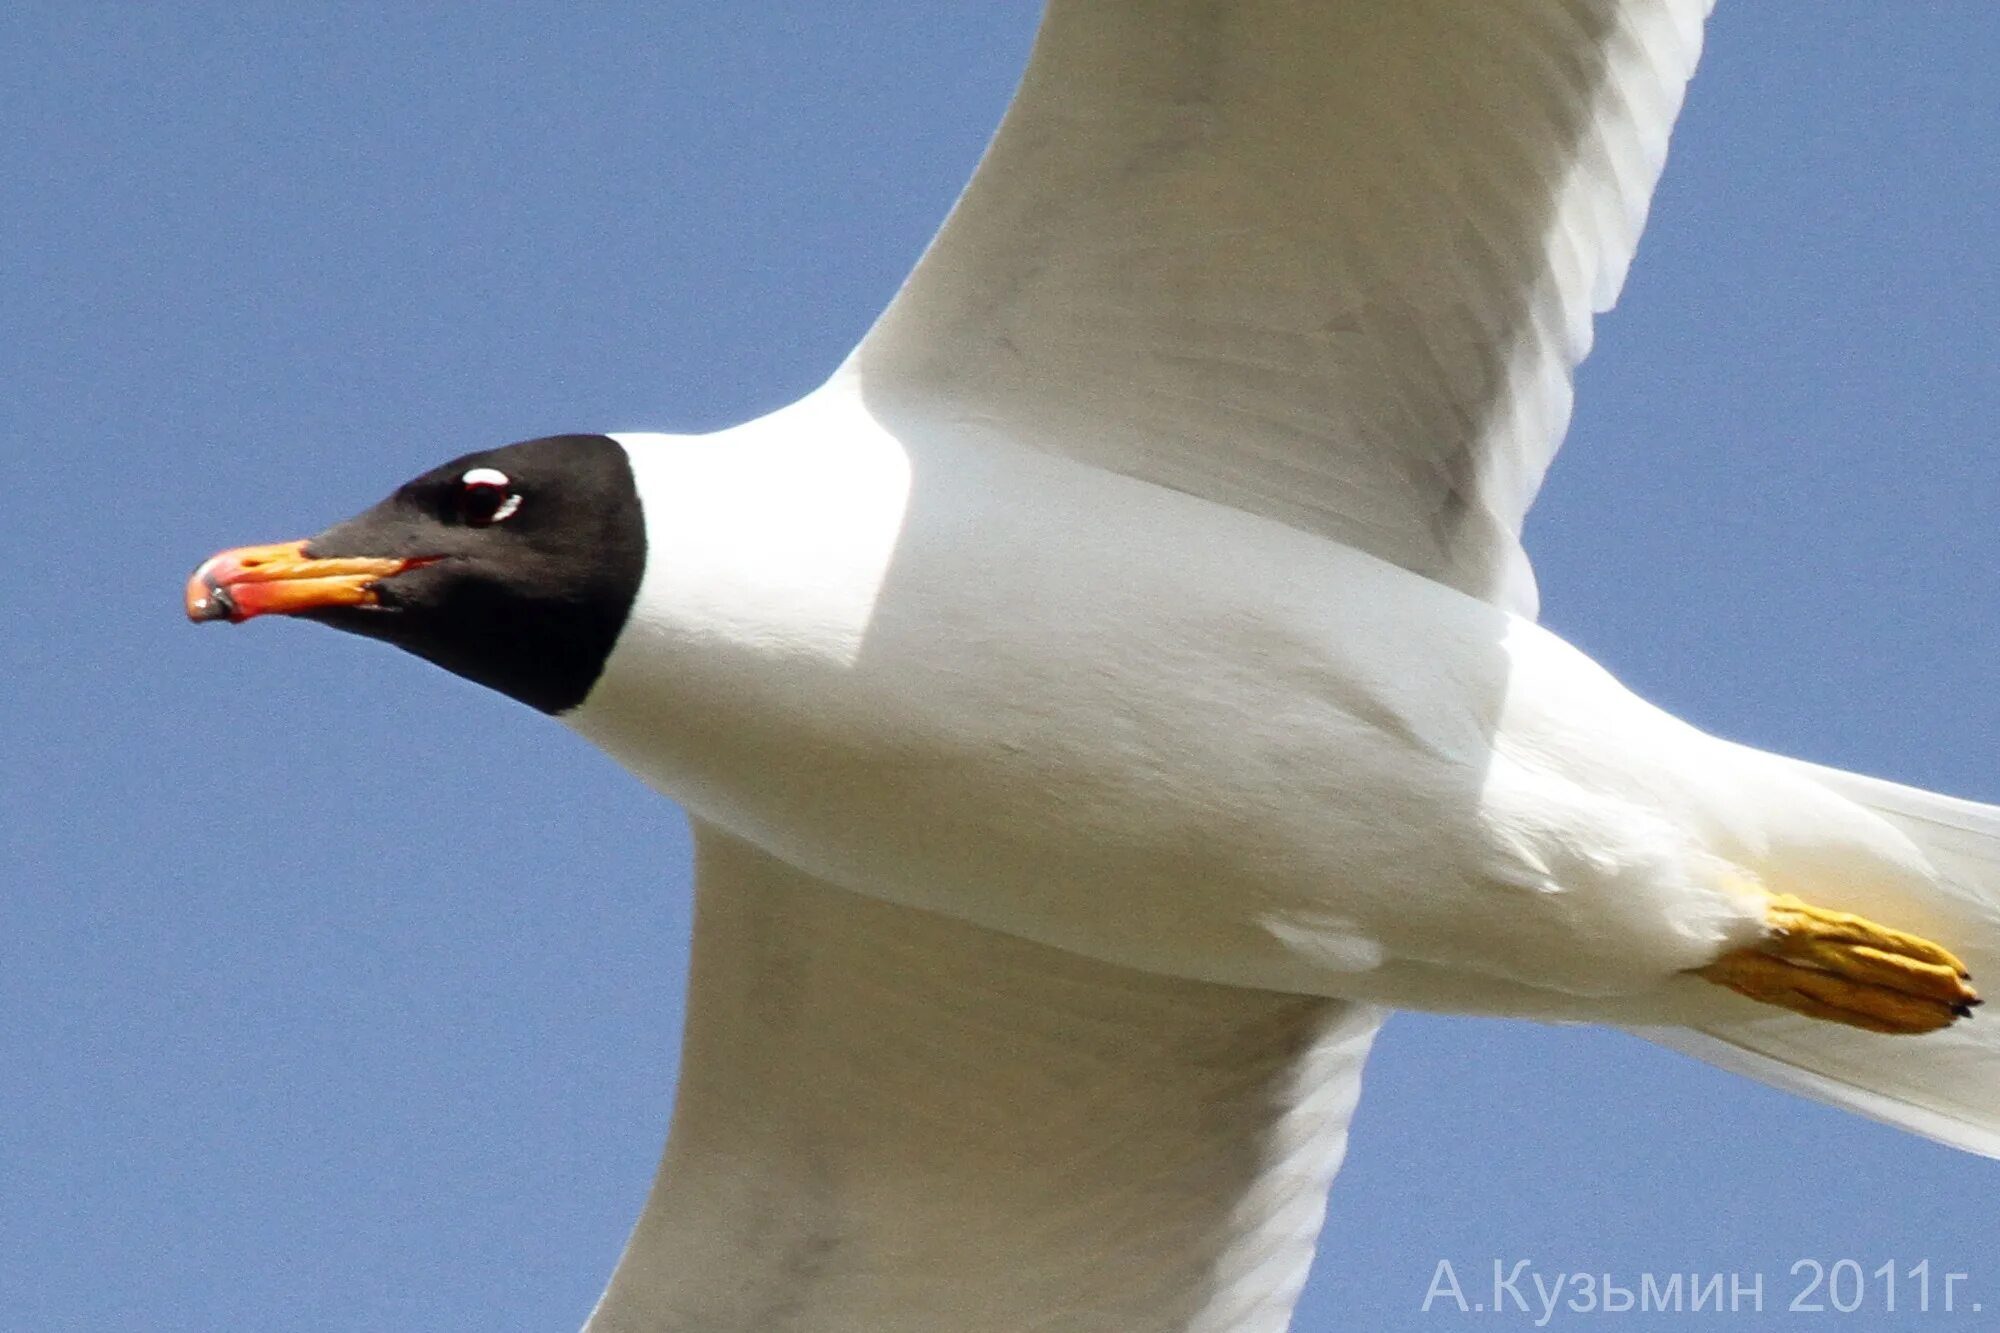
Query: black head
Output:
[[186, 434, 647, 714]]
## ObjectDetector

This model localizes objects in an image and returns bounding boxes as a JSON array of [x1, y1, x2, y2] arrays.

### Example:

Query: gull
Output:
[[186, 3, 1998, 1330]]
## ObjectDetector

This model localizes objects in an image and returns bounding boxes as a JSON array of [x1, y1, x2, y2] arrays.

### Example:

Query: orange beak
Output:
[[185, 540, 428, 623]]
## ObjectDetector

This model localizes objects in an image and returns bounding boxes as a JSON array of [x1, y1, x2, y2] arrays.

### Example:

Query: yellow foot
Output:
[[1695, 894, 1980, 1035]]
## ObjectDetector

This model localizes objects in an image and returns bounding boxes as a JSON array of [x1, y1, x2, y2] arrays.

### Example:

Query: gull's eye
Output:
[[454, 467, 523, 527]]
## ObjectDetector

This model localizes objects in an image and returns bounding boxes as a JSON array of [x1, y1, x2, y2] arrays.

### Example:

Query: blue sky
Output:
[[4, 5, 1995, 1330]]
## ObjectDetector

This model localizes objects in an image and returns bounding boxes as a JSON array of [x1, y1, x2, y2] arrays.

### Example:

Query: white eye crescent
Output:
[[457, 467, 523, 525]]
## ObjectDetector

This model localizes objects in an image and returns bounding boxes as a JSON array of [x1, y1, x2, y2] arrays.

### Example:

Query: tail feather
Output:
[[1632, 757, 2000, 1158]]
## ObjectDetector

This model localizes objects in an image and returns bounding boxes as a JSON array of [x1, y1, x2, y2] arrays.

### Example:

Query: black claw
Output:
[[1951, 1003, 1976, 1019]]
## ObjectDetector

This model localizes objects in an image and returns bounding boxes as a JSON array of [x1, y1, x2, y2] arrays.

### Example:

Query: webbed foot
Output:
[[1695, 894, 1979, 1035]]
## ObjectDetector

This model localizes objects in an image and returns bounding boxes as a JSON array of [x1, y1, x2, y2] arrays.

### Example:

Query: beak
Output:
[[185, 540, 428, 624]]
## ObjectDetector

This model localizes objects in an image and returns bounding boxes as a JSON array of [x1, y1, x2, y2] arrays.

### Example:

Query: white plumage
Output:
[[549, 3, 1999, 1329]]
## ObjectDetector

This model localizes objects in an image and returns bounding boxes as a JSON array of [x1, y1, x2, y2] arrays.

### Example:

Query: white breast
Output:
[[573, 386, 1780, 1014]]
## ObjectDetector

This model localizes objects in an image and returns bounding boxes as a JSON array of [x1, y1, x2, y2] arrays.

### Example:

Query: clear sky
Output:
[[4, 4, 1995, 1330]]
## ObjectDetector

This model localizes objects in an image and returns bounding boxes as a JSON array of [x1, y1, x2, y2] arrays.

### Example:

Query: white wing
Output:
[[845, 0, 1715, 616], [584, 826, 1382, 1333]]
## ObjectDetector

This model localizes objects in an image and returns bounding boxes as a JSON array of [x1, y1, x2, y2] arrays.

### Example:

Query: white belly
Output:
[[571, 399, 1783, 1016]]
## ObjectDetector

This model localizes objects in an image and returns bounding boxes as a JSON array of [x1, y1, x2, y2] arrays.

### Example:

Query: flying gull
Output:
[[187, 3, 1998, 1330]]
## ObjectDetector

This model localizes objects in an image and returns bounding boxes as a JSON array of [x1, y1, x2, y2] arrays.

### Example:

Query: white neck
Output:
[[608, 399, 912, 670]]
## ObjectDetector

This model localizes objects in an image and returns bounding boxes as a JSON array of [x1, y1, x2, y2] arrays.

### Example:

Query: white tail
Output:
[[1632, 756, 2000, 1157]]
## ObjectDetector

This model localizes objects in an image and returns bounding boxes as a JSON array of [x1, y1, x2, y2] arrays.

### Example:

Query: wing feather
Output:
[[585, 825, 1382, 1333], [845, 0, 1717, 616]]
